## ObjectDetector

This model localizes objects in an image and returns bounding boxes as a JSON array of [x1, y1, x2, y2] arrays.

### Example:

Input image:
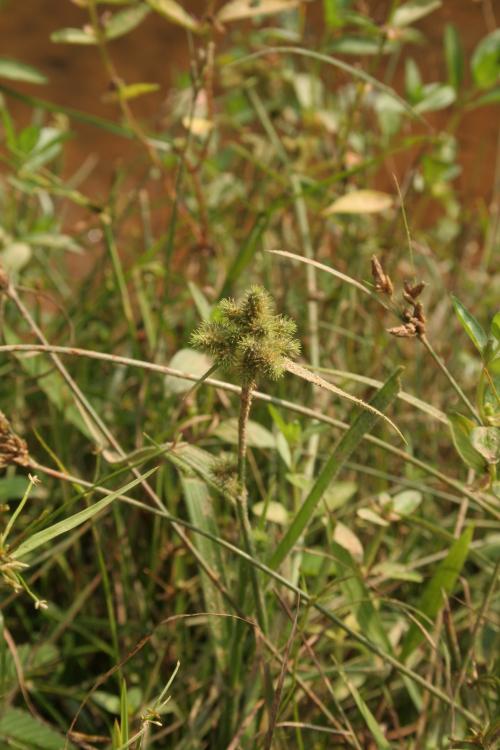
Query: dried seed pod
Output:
[[403, 280, 425, 300], [371, 255, 393, 296], [387, 323, 417, 338], [0, 412, 30, 468]]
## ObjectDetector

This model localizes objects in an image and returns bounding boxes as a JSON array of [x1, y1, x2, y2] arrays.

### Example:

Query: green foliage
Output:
[[0, 1, 499, 747]]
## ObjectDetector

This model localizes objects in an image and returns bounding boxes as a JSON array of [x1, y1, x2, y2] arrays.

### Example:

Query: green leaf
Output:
[[0, 58, 47, 84], [414, 83, 455, 113], [448, 413, 487, 473], [51, 27, 98, 44], [451, 294, 488, 354], [0, 708, 75, 749], [444, 24, 463, 91], [392, 490, 422, 516], [401, 526, 473, 660], [470, 427, 500, 465], [269, 368, 402, 569], [337, 667, 392, 750], [104, 3, 151, 39], [331, 541, 392, 651], [328, 36, 386, 56], [217, 0, 301, 23], [52, 4, 150, 45], [471, 29, 500, 89], [215, 418, 276, 449], [146, 0, 201, 32], [392, 0, 441, 28], [181, 477, 228, 667], [15, 468, 156, 558], [164, 348, 212, 394], [491, 312, 500, 341], [405, 58, 422, 101]]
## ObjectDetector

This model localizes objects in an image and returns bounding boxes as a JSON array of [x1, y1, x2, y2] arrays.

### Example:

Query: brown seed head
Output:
[[371, 256, 393, 296], [0, 412, 30, 468]]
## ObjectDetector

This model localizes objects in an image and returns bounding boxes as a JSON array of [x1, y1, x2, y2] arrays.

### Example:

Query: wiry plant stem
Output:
[[419, 334, 480, 423], [236, 382, 268, 633]]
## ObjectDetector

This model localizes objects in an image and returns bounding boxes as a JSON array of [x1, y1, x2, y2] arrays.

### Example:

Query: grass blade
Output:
[[15, 468, 157, 558], [269, 368, 402, 569], [401, 525, 473, 661]]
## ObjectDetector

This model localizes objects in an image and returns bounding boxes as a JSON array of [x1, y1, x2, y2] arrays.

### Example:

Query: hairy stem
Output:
[[236, 382, 268, 633]]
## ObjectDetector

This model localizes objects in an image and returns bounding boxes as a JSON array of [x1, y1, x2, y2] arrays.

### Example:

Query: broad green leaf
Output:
[[392, 0, 441, 28], [215, 418, 276, 449], [471, 29, 500, 89], [146, 0, 201, 32], [470, 427, 500, 465], [104, 3, 151, 39], [252, 500, 289, 525], [269, 368, 402, 569], [52, 4, 150, 44], [451, 294, 488, 354], [0, 58, 47, 84], [15, 468, 156, 558], [0, 708, 75, 749], [23, 232, 83, 253], [448, 413, 487, 473], [401, 526, 473, 660], [164, 348, 212, 394], [444, 24, 463, 91], [414, 83, 455, 113], [323, 189, 394, 215], [392, 490, 422, 516], [217, 0, 301, 23]]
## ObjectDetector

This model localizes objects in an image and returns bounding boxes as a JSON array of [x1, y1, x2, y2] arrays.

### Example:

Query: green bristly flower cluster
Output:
[[191, 286, 300, 384]]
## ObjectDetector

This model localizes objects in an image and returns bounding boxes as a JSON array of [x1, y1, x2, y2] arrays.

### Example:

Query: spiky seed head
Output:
[[190, 285, 300, 385]]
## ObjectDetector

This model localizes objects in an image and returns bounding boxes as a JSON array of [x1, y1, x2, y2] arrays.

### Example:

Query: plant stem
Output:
[[236, 382, 268, 633], [420, 334, 480, 423]]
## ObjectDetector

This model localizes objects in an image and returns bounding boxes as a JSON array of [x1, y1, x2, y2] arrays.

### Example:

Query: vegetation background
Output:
[[0, 0, 499, 748]]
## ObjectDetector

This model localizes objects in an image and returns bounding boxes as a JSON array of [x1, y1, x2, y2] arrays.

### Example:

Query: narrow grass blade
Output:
[[269, 368, 402, 569], [219, 213, 268, 299], [15, 468, 156, 558], [285, 359, 404, 441], [336, 666, 391, 750], [401, 526, 473, 661], [269, 250, 373, 298], [330, 541, 392, 652], [181, 477, 229, 667]]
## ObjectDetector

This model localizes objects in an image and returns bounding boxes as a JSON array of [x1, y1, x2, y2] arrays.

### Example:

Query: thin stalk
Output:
[[29, 460, 481, 726], [236, 382, 268, 633], [2, 343, 498, 518], [420, 335, 480, 423]]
